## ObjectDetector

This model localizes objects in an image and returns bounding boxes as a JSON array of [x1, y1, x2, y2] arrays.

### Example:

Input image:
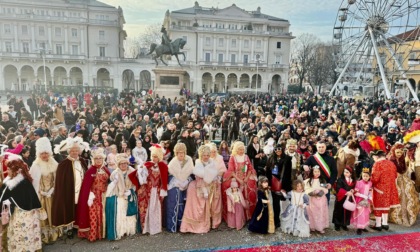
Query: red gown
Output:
[[222, 155, 257, 221], [371, 159, 400, 216]]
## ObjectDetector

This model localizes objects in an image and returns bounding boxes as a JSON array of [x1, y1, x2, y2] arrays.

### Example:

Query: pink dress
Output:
[[222, 155, 257, 221], [226, 188, 247, 230], [351, 180, 372, 229], [304, 178, 329, 232]]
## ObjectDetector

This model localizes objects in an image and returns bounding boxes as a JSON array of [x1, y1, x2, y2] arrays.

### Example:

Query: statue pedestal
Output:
[[152, 68, 186, 98]]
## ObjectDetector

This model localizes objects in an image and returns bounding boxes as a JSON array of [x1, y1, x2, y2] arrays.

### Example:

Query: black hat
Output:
[[370, 149, 385, 157]]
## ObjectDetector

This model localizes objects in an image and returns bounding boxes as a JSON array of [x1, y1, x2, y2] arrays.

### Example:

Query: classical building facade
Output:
[[0, 0, 154, 93], [163, 1, 293, 95]]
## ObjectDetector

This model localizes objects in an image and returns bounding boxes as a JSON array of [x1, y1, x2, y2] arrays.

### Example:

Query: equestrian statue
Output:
[[147, 26, 186, 66]]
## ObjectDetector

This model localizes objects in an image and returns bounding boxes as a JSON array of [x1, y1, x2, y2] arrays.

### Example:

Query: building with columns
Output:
[[0, 0, 155, 93], [163, 1, 294, 94]]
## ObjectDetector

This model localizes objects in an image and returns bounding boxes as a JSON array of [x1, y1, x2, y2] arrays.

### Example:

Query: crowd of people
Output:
[[0, 89, 419, 251]]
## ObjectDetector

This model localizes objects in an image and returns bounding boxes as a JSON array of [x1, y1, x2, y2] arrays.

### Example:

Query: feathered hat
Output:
[[404, 119, 420, 143], [54, 136, 90, 154], [36, 137, 53, 156]]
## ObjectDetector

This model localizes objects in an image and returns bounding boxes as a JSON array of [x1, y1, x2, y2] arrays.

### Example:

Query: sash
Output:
[[313, 153, 331, 179]]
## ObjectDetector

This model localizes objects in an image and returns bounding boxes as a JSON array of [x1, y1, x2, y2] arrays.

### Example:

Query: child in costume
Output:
[[304, 166, 329, 234], [226, 179, 248, 230], [351, 167, 372, 235], [281, 179, 310, 238], [332, 166, 355, 231], [248, 176, 275, 234]]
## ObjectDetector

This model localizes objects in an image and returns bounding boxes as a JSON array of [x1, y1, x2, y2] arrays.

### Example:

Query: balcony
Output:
[[171, 25, 292, 36], [94, 56, 112, 63], [271, 63, 288, 70], [408, 59, 420, 66], [0, 52, 86, 61], [0, 12, 87, 24]]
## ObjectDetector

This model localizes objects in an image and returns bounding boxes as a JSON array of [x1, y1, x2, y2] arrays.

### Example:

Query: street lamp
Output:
[[37, 46, 51, 92], [254, 54, 263, 98]]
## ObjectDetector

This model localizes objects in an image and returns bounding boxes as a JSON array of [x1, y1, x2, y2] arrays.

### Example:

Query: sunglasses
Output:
[[275, 148, 282, 151]]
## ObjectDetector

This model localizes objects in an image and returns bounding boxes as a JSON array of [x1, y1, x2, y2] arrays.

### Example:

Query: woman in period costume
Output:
[[77, 148, 111, 241], [0, 159, 42, 252], [29, 137, 59, 243], [388, 143, 420, 226], [180, 145, 221, 233], [136, 144, 168, 235], [166, 143, 194, 232], [52, 137, 89, 238], [222, 141, 258, 222], [105, 153, 139, 240]]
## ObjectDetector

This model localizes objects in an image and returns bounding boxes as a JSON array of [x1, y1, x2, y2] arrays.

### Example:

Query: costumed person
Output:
[[280, 179, 310, 238], [304, 141, 338, 203], [105, 153, 139, 240], [181, 145, 221, 233], [304, 166, 329, 234], [351, 167, 372, 235], [359, 132, 387, 156], [0, 159, 43, 252], [264, 145, 293, 228], [136, 144, 168, 235], [369, 150, 399, 231], [226, 179, 248, 230], [76, 148, 110, 241], [52, 137, 89, 238], [29, 137, 59, 243], [222, 141, 257, 222], [332, 166, 355, 231], [285, 139, 303, 181], [166, 143, 194, 232], [336, 140, 360, 178], [404, 122, 420, 193], [248, 176, 274, 234], [388, 142, 419, 226]]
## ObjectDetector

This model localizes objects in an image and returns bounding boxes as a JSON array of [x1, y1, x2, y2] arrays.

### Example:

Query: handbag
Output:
[[1, 203, 10, 225], [126, 190, 138, 217], [343, 194, 356, 212], [271, 164, 285, 193]]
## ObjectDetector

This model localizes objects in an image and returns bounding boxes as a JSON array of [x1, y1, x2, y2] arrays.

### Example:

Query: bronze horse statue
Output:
[[147, 38, 187, 66]]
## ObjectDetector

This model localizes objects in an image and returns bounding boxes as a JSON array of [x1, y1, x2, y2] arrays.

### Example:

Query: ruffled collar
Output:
[[4, 173, 24, 190]]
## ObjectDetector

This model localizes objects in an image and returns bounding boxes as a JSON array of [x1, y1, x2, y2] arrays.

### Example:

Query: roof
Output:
[[388, 27, 420, 44], [172, 3, 288, 22]]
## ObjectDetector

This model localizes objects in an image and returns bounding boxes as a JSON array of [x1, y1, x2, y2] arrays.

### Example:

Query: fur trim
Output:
[[4, 173, 24, 190], [343, 145, 360, 157], [193, 159, 218, 184], [168, 155, 194, 182], [32, 157, 58, 176]]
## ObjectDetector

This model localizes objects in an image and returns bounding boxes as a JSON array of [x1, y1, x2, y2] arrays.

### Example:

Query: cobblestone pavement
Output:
[[44, 196, 420, 252]]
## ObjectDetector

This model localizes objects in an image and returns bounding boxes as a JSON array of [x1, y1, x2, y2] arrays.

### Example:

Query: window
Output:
[[277, 42, 282, 49], [71, 28, 77, 38], [231, 39, 236, 48], [72, 45, 78, 55], [22, 42, 29, 53], [218, 38, 224, 47], [231, 54, 236, 64], [256, 40, 262, 48], [99, 30, 105, 40], [275, 55, 282, 64], [218, 53, 223, 63], [4, 24, 11, 34], [38, 42, 46, 50], [39, 26, 45, 36], [244, 40, 249, 48], [56, 44, 62, 55], [99, 46, 106, 57], [21, 25, 28, 35], [409, 52, 416, 59], [55, 27, 61, 37], [205, 52, 211, 62], [205, 37, 211, 46], [5, 42, 12, 52], [243, 54, 249, 64]]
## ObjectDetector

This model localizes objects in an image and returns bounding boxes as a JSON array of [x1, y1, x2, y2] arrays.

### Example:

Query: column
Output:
[[18, 75, 22, 91], [238, 37, 242, 62], [80, 27, 85, 55], [225, 36, 229, 64], [263, 38, 268, 62], [224, 75, 228, 92], [31, 25, 36, 51], [47, 25, 52, 49], [213, 36, 216, 61], [13, 23, 19, 51], [198, 35, 203, 61], [251, 38, 255, 59], [64, 26, 69, 54], [249, 78, 252, 89]]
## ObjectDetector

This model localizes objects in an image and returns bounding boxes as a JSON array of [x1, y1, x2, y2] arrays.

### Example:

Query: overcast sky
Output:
[[101, 0, 340, 42]]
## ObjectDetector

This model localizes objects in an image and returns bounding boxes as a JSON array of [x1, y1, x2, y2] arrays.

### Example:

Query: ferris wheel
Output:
[[329, 0, 420, 101]]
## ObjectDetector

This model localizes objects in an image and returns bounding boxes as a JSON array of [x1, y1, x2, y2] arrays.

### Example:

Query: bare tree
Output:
[[292, 33, 321, 92], [122, 70, 135, 90], [308, 43, 337, 94], [124, 23, 162, 58]]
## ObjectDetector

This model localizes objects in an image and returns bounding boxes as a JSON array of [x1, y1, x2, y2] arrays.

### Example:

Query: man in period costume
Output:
[[285, 139, 302, 181], [370, 150, 399, 231], [51, 137, 89, 238]]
